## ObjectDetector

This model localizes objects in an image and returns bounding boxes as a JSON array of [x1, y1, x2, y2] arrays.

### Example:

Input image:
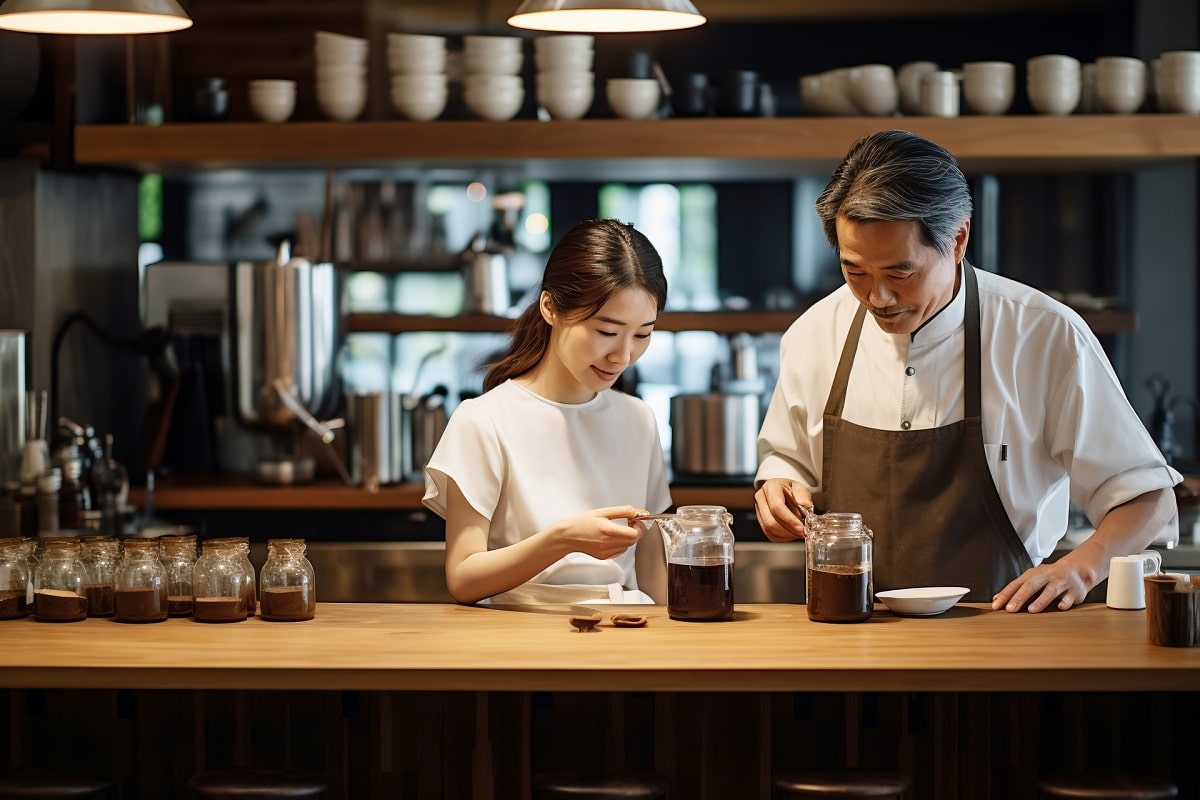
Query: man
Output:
[[755, 129, 1180, 613]]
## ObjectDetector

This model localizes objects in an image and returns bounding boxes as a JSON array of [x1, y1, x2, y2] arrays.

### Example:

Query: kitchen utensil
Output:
[[1144, 573, 1200, 646], [806, 511, 873, 623], [1106, 550, 1162, 609], [346, 391, 392, 493], [669, 392, 760, 479], [637, 505, 735, 621], [875, 586, 969, 616]]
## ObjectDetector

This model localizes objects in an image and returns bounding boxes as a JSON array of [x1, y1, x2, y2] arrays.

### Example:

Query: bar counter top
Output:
[[2, 602, 1197, 693]]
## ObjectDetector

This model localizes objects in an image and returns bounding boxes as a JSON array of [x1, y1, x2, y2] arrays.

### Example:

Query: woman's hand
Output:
[[551, 505, 646, 560], [755, 478, 811, 542]]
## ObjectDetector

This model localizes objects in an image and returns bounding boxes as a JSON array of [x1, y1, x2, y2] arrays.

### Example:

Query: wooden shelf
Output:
[[347, 307, 1136, 335], [74, 116, 1200, 177], [128, 479, 754, 511]]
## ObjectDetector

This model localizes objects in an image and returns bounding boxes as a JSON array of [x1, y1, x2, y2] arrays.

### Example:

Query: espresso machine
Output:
[[142, 242, 347, 484]]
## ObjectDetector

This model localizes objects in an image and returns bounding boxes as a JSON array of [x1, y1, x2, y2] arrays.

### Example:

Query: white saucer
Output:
[[875, 586, 970, 616]]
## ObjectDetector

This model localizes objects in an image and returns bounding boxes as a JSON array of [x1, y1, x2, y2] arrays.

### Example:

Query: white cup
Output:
[[897, 60, 939, 115], [920, 70, 959, 117], [962, 61, 1015, 115], [1106, 551, 1163, 609], [606, 77, 661, 120]]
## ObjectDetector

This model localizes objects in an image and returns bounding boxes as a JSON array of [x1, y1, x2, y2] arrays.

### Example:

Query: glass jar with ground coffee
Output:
[[113, 538, 167, 623], [805, 512, 873, 623], [159, 533, 197, 617], [79, 535, 119, 617], [192, 538, 249, 623], [225, 537, 256, 617], [0, 537, 31, 619], [19, 537, 37, 611], [33, 538, 87, 622], [259, 538, 316, 622]]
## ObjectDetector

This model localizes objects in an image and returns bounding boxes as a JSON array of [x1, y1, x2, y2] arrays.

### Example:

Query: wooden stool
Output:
[[773, 771, 909, 799], [189, 769, 326, 799], [0, 772, 114, 799], [532, 770, 670, 799], [1038, 776, 1179, 799]]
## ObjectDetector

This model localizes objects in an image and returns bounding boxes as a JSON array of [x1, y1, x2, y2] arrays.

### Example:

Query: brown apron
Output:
[[819, 264, 1033, 602]]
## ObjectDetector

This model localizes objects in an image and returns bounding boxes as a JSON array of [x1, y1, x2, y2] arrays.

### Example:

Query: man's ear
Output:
[[953, 219, 971, 265]]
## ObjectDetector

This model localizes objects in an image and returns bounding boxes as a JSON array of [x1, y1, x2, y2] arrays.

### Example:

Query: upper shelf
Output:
[[73, 116, 1200, 178]]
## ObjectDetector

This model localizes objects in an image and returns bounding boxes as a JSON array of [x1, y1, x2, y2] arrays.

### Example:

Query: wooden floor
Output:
[[3, 688, 1195, 799]]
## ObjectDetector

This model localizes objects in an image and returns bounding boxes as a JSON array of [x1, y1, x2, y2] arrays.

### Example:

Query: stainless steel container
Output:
[[230, 242, 342, 435], [461, 250, 509, 316], [670, 392, 762, 479], [346, 391, 392, 493], [0, 331, 27, 486]]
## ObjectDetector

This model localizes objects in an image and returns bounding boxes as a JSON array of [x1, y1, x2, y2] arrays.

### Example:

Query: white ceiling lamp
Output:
[[508, 0, 705, 33], [0, 0, 192, 34]]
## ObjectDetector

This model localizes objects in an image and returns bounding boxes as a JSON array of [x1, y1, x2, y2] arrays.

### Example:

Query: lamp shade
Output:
[[508, 0, 704, 33], [0, 0, 192, 34]]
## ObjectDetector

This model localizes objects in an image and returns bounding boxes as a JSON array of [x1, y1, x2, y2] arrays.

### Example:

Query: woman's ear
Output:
[[538, 291, 556, 325]]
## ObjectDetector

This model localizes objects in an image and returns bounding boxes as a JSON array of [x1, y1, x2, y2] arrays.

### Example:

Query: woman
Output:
[[423, 218, 673, 605]]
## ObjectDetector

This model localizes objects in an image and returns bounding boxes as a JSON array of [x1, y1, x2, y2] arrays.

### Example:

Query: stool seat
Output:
[[532, 769, 670, 799], [189, 769, 326, 799], [0, 772, 114, 799], [774, 771, 909, 799], [1038, 776, 1179, 799]]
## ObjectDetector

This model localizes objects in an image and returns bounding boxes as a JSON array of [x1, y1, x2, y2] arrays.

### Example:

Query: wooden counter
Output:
[[2, 602, 1196, 693]]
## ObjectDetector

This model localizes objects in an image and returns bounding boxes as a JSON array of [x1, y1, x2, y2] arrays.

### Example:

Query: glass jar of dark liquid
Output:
[[114, 538, 167, 623], [806, 512, 873, 623], [653, 505, 735, 622], [259, 538, 316, 622], [80, 535, 118, 617], [0, 537, 30, 619]]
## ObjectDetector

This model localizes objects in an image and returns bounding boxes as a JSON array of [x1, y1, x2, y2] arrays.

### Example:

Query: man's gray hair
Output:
[[815, 129, 972, 258]]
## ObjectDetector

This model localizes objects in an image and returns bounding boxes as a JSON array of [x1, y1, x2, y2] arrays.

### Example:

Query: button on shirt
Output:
[[757, 265, 1181, 562]]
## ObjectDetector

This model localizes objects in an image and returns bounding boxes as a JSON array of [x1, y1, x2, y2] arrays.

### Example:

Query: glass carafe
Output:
[[643, 505, 735, 622], [80, 535, 118, 617], [114, 538, 167, 623], [33, 538, 87, 622], [192, 538, 249, 623], [259, 538, 316, 622], [0, 537, 30, 619], [806, 512, 873, 623], [159, 533, 197, 617]]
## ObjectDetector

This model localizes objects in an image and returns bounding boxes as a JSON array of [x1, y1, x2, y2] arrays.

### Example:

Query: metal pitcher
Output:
[[229, 241, 342, 441]]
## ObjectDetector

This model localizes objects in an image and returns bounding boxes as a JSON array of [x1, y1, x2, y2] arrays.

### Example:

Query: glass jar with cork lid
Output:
[[259, 538, 316, 621], [159, 532, 197, 617], [0, 537, 30, 619], [33, 538, 87, 622], [192, 538, 250, 622], [113, 538, 167, 623], [80, 535, 119, 617]]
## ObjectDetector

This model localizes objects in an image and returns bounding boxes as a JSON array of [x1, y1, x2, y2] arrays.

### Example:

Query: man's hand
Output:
[[755, 478, 811, 542], [992, 560, 1092, 613]]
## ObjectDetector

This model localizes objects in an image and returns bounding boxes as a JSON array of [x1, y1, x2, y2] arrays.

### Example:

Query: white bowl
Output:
[[537, 84, 593, 120], [464, 50, 524, 76], [317, 91, 367, 121], [875, 586, 969, 616], [391, 87, 448, 121], [465, 87, 524, 121], [535, 49, 594, 73], [606, 77, 660, 120]]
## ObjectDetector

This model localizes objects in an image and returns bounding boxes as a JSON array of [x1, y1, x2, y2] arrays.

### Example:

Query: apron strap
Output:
[[825, 304, 868, 418], [962, 261, 982, 420]]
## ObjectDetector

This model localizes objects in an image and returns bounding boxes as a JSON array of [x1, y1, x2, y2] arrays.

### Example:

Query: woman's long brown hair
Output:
[[483, 218, 667, 392]]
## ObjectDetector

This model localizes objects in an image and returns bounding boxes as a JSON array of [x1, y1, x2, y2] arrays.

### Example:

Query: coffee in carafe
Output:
[[641, 505, 736, 622], [806, 512, 873, 623]]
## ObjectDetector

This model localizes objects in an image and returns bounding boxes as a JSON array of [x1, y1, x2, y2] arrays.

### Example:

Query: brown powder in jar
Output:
[[114, 587, 167, 623], [34, 589, 88, 622], [84, 583, 114, 617], [193, 596, 246, 623], [261, 586, 314, 621], [168, 595, 192, 616], [0, 589, 29, 619]]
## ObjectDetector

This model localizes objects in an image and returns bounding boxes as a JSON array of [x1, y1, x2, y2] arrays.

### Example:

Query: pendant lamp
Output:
[[508, 0, 705, 33], [0, 0, 192, 34]]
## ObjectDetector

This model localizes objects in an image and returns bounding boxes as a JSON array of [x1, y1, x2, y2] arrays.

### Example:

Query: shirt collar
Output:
[[910, 260, 966, 346]]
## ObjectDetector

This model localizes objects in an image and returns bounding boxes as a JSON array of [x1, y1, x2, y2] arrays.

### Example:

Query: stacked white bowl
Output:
[[1094, 56, 1147, 114], [961, 61, 1015, 115], [1159, 50, 1200, 114], [463, 35, 525, 121], [248, 79, 296, 123], [387, 33, 448, 121], [1026, 54, 1082, 116], [315, 31, 369, 121], [534, 34, 594, 120]]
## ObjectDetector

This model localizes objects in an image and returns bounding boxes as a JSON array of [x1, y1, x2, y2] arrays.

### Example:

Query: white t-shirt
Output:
[[423, 379, 673, 603], [757, 264, 1181, 563]]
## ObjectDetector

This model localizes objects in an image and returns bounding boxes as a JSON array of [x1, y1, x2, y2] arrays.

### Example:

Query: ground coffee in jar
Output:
[[80, 535, 119, 617], [0, 537, 30, 619], [113, 538, 167, 623], [259, 538, 316, 622], [159, 532, 197, 617], [33, 538, 87, 622], [192, 538, 249, 622]]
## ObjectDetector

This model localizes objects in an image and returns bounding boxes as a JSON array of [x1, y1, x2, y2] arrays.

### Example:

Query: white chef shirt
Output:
[[424, 379, 673, 602], [756, 264, 1181, 563]]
